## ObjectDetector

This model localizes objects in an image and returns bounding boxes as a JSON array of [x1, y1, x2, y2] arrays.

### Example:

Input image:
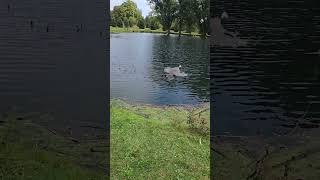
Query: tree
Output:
[[145, 16, 150, 28], [172, 19, 179, 32], [146, 16, 161, 30], [176, 0, 184, 36], [128, 16, 137, 27], [122, 0, 139, 18], [110, 10, 116, 27], [195, 0, 209, 37], [137, 17, 145, 29], [112, 5, 127, 27], [110, 0, 143, 28], [148, 0, 178, 35], [175, 0, 198, 36], [176, 0, 188, 36]]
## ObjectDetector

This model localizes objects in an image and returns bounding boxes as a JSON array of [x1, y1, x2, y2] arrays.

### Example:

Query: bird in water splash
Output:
[[221, 11, 229, 19], [164, 65, 188, 78]]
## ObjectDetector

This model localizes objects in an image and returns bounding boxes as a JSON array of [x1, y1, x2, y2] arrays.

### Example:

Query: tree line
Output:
[[110, 0, 209, 37]]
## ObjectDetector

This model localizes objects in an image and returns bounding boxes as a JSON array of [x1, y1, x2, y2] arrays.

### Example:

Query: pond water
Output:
[[0, 0, 107, 135], [212, 0, 320, 136], [111, 33, 209, 105]]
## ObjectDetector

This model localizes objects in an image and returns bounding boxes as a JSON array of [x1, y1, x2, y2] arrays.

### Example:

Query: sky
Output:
[[110, 0, 152, 17]]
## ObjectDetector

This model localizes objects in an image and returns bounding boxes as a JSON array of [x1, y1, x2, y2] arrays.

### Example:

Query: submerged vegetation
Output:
[[110, 99, 210, 179], [110, 0, 209, 37]]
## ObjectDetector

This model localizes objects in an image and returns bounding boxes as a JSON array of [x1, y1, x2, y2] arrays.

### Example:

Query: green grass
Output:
[[110, 26, 202, 37], [110, 99, 210, 179], [0, 113, 108, 180], [2, 100, 318, 179]]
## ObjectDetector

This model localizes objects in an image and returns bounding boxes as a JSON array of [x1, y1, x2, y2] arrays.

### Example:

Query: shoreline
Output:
[[111, 97, 210, 109], [110, 98, 210, 135], [110, 26, 209, 38]]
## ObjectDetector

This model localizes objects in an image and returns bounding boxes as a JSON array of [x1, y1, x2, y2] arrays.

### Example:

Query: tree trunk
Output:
[[201, 19, 206, 38], [167, 28, 170, 36], [178, 19, 182, 37]]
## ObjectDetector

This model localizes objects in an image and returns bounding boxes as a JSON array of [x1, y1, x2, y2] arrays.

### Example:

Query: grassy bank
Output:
[[0, 112, 108, 179], [110, 26, 202, 37], [0, 99, 209, 179], [110, 99, 210, 179], [2, 100, 318, 179]]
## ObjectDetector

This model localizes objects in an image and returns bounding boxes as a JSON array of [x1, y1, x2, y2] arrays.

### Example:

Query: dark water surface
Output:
[[0, 0, 108, 135], [111, 33, 209, 105], [212, 0, 320, 136]]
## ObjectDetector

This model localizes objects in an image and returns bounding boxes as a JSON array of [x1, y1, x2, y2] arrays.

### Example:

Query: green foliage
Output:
[[137, 17, 145, 29], [175, 0, 196, 34], [110, 26, 202, 38], [110, 5, 125, 27], [122, 0, 139, 18], [145, 15, 161, 30], [110, 0, 209, 36], [148, 0, 178, 34], [110, 0, 144, 28], [172, 19, 179, 32], [110, 10, 116, 27], [128, 16, 137, 27], [195, 0, 209, 36], [150, 18, 161, 30], [145, 16, 150, 28], [123, 17, 129, 28], [146, 0, 209, 36], [188, 106, 210, 134]]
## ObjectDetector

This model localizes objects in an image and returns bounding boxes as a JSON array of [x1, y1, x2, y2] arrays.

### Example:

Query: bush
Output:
[[145, 16, 160, 30], [187, 106, 209, 134], [128, 17, 137, 27], [172, 19, 179, 32], [150, 20, 160, 30], [123, 18, 129, 28], [137, 18, 145, 29]]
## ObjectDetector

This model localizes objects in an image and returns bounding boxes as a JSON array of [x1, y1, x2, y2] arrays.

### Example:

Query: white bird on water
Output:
[[164, 65, 188, 77], [221, 11, 229, 19]]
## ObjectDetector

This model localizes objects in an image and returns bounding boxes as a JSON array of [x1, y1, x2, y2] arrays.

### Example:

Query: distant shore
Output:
[[110, 26, 205, 37]]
